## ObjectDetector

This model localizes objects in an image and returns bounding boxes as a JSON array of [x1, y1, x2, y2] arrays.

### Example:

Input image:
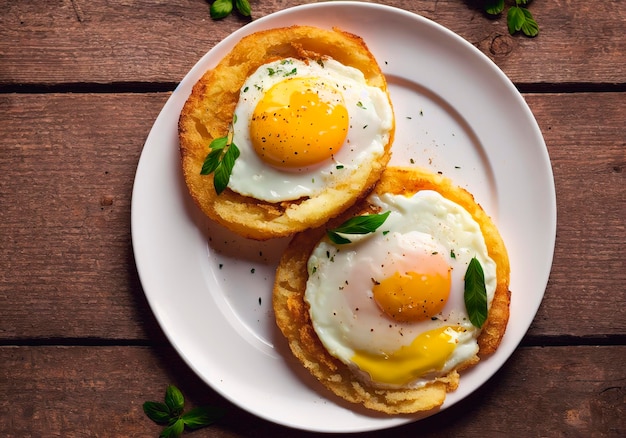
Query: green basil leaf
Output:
[[200, 147, 223, 175], [182, 406, 227, 429], [507, 6, 526, 34], [212, 143, 239, 194], [159, 418, 185, 438], [164, 385, 185, 416], [464, 257, 488, 328], [520, 8, 539, 37], [327, 231, 353, 245], [326, 211, 391, 244], [484, 0, 505, 15], [222, 142, 240, 173], [235, 0, 251, 17], [210, 0, 233, 19], [209, 136, 228, 151], [143, 401, 171, 424]]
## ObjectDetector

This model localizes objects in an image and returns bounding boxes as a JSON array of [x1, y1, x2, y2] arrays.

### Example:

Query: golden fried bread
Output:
[[272, 167, 511, 414], [179, 26, 395, 240]]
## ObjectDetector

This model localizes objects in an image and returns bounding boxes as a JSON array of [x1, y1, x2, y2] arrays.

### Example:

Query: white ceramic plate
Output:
[[132, 2, 556, 433]]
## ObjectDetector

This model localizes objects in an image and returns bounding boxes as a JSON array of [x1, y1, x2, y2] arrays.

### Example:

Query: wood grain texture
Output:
[[1, 92, 624, 340], [524, 92, 626, 338], [0, 93, 169, 341], [1, 1, 624, 436], [0, 345, 623, 437], [0, 0, 624, 86]]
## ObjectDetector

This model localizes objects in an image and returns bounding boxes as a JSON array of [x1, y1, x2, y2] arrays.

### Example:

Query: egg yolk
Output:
[[352, 326, 461, 385], [249, 77, 349, 168], [373, 255, 452, 323]]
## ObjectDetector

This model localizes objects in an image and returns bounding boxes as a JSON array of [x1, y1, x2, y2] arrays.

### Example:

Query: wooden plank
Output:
[[524, 93, 626, 338], [0, 91, 624, 340], [0, 93, 169, 341], [0, 345, 623, 436], [0, 0, 624, 86]]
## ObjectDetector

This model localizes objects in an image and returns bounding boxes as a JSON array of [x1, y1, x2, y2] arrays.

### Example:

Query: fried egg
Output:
[[227, 57, 394, 202], [305, 190, 497, 388]]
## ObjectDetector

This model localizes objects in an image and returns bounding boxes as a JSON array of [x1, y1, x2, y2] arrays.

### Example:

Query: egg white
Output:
[[227, 57, 393, 202], [305, 190, 497, 388]]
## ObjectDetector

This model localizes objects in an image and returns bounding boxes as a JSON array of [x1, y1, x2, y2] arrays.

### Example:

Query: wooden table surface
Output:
[[1, 0, 625, 436]]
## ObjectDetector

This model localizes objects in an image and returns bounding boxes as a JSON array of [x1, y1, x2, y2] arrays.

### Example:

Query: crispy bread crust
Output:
[[272, 167, 511, 414], [179, 26, 395, 240]]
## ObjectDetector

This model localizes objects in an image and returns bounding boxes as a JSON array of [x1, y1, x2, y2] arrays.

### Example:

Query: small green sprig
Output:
[[143, 385, 226, 438], [327, 211, 391, 245], [210, 0, 251, 20], [484, 0, 539, 37], [200, 122, 240, 195], [464, 257, 489, 328]]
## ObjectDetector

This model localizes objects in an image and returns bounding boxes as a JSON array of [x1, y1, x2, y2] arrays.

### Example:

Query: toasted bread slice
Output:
[[272, 167, 511, 413], [179, 26, 395, 240]]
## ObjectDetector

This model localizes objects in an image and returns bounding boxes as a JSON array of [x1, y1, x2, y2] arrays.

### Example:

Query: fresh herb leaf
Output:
[[210, 0, 252, 20], [327, 211, 391, 244], [143, 401, 171, 424], [165, 385, 185, 417], [182, 406, 227, 429], [483, 0, 539, 37], [464, 257, 488, 328], [144, 385, 226, 437], [209, 0, 233, 20], [160, 418, 185, 438], [518, 7, 539, 37], [484, 0, 505, 15], [200, 144, 225, 175], [235, 0, 251, 17], [213, 143, 239, 194], [507, 6, 526, 34], [200, 123, 239, 195]]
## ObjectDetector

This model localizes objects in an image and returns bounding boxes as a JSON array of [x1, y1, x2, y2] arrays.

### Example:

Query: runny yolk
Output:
[[249, 77, 349, 168], [372, 254, 452, 323], [351, 326, 461, 385]]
